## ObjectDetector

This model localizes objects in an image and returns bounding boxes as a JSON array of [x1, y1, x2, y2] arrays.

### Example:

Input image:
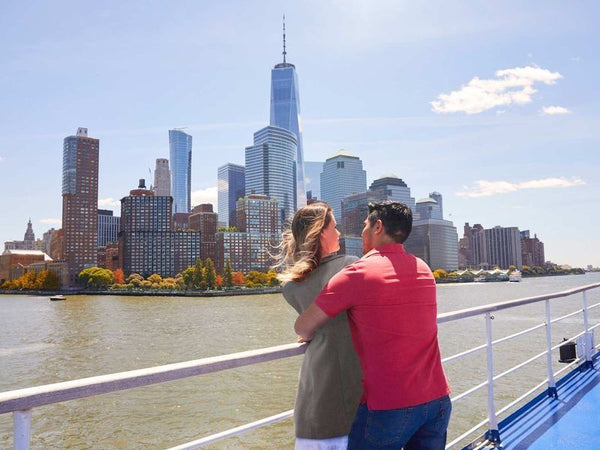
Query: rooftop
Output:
[[327, 149, 359, 160], [2, 249, 52, 261]]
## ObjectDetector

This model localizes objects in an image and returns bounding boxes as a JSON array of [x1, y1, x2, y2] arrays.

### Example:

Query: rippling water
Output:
[[1, 273, 600, 449]]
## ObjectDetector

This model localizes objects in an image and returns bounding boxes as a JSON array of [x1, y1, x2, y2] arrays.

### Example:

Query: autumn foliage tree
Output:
[[35, 270, 61, 290], [232, 271, 245, 286], [223, 259, 234, 287], [204, 258, 217, 290], [113, 269, 125, 285]]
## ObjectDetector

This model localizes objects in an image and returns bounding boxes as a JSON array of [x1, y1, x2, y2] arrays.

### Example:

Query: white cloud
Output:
[[431, 66, 563, 114], [41, 218, 61, 225], [0, 156, 5, 162], [98, 198, 120, 208], [457, 177, 585, 198], [541, 105, 571, 115], [191, 187, 218, 210]]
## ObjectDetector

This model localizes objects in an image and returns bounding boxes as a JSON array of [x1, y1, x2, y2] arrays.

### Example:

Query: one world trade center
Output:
[[269, 17, 306, 209]]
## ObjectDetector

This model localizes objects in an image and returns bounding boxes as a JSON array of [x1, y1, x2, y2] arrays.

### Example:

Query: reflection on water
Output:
[[1, 273, 599, 449]]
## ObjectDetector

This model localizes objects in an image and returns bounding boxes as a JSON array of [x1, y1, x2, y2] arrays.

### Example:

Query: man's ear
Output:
[[374, 219, 384, 235]]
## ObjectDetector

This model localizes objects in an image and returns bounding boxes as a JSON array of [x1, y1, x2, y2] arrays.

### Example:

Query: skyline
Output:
[[0, 1, 598, 267]]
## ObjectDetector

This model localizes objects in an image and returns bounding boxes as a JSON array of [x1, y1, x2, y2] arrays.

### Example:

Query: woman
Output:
[[277, 203, 362, 450]]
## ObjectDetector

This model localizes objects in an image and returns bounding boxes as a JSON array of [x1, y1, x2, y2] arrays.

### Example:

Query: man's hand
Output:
[[295, 302, 331, 341]]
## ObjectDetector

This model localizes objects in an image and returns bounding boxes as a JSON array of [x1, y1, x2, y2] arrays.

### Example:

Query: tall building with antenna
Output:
[[169, 128, 192, 213], [270, 16, 306, 210]]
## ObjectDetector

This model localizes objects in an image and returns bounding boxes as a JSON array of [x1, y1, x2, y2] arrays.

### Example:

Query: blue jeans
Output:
[[348, 395, 451, 449]]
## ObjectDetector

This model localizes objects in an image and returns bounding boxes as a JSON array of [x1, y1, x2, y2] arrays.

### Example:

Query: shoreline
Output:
[[0, 286, 283, 297], [1, 272, 588, 294], [436, 271, 585, 284]]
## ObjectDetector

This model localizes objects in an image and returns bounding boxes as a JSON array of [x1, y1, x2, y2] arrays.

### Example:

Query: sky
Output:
[[0, 0, 598, 267]]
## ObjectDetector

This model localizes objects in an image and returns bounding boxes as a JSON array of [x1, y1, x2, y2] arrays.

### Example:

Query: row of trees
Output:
[[0, 270, 61, 290], [77, 258, 281, 291], [522, 265, 584, 276]]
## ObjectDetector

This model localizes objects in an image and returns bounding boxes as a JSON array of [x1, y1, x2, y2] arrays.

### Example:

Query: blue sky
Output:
[[1, 1, 598, 267]]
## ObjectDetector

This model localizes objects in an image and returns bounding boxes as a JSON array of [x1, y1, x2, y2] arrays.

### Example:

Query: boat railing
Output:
[[1, 282, 600, 449]]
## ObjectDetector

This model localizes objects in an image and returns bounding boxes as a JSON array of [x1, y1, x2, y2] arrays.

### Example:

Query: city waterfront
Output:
[[1, 273, 600, 449]]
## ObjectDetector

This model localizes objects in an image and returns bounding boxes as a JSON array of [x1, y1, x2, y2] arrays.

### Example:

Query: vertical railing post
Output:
[[484, 312, 501, 445], [13, 409, 32, 450], [582, 291, 593, 369], [545, 300, 557, 398]]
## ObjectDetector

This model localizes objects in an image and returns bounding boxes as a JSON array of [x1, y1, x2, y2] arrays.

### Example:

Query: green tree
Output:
[[78, 267, 114, 287], [194, 258, 205, 289], [266, 270, 280, 286], [204, 258, 217, 290], [223, 259, 234, 288], [181, 267, 195, 289]]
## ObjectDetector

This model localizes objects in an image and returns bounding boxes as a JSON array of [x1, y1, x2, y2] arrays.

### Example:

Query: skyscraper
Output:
[[98, 209, 120, 247], [369, 175, 417, 214], [154, 158, 171, 197], [405, 195, 459, 271], [270, 18, 306, 208], [459, 224, 522, 269], [321, 150, 367, 222], [217, 163, 246, 228], [341, 174, 415, 236], [62, 127, 99, 284], [169, 129, 192, 214], [245, 126, 297, 226], [486, 226, 522, 269], [119, 179, 201, 277]]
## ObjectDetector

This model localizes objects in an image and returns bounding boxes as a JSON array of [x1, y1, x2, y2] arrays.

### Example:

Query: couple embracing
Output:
[[278, 201, 451, 450]]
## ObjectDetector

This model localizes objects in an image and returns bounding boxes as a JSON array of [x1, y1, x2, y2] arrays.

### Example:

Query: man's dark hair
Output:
[[367, 201, 412, 243]]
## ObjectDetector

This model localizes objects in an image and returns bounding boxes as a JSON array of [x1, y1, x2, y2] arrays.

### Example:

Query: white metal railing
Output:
[[1, 282, 600, 449]]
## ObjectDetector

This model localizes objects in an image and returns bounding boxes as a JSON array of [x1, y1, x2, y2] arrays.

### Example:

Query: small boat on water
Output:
[[509, 270, 522, 282], [50, 295, 66, 301]]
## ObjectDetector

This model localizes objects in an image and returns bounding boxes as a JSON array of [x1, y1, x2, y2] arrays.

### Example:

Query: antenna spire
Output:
[[282, 14, 287, 63]]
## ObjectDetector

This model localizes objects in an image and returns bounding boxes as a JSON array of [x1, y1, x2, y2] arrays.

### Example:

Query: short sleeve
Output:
[[315, 262, 361, 317]]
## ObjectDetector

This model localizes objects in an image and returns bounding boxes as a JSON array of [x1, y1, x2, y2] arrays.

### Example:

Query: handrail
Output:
[[0, 343, 306, 414], [2, 281, 600, 449], [437, 282, 600, 323]]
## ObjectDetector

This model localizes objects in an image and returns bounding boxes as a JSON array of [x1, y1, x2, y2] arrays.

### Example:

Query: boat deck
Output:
[[472, 356, 600, 449]]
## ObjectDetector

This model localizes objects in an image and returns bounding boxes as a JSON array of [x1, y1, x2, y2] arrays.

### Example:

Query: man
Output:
[[295, 201, 451, 449]]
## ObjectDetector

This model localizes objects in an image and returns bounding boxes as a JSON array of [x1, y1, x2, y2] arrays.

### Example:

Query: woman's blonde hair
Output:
[[275, 202, 333, 283]]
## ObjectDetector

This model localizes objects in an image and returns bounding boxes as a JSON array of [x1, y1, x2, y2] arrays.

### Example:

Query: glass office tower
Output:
[[245, 126, 297, 227], [168, 129, 192, 214], [270, 48, 306, 209], [217, 163, 246, 228], [320, 150, 367, 223]]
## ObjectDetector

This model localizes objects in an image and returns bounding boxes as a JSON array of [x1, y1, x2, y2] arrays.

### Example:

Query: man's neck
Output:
[[373, 235, 397, 248]]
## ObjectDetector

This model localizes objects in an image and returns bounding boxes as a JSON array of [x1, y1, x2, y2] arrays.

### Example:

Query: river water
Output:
[[1, 273, 600, 449]]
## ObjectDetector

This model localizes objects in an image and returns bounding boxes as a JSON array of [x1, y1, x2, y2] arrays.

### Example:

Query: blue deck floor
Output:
[[485, 358, 600, 449]]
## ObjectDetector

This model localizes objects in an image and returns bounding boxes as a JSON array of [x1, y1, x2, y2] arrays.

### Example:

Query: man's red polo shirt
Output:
[[315, 243, 449, 410]]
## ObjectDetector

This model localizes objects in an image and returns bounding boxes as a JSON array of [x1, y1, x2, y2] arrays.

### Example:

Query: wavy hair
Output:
[[275, 202, 333, 284]]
